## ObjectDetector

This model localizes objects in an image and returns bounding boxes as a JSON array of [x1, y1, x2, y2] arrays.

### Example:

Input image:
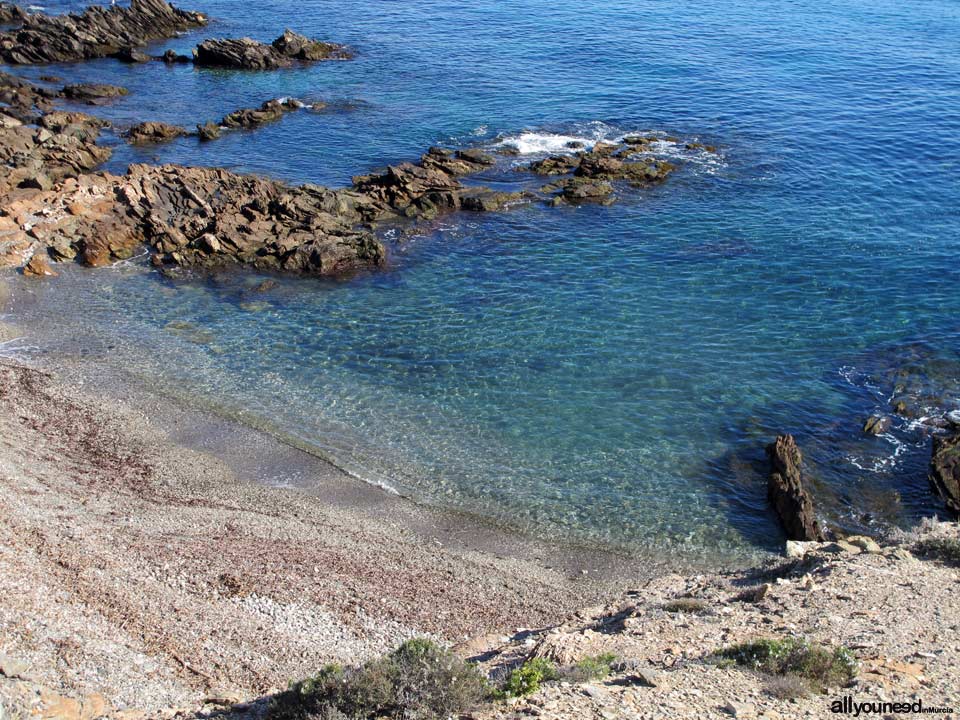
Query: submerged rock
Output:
[[62, 83, 129, 105], [0, 0, 206, 64], [930, 432, 960, 515], [112, 46, 151, 63], [766, 434, 827, 541], [863, 415, 892, 436], [124, 121, 186, 144]]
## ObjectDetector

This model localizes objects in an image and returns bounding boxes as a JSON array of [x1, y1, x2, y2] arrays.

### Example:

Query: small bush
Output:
[[559, 653, 618, 683], [764, 673, 811, 700], [268, 639, 492, 720], [914, 536, 960, 566], [714, 638, 857, 691], [501, 658, 558, 697], [663, 598, 710, 615]]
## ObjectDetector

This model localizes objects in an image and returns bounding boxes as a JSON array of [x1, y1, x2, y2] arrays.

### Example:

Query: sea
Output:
[[3, 0, 960, 563]]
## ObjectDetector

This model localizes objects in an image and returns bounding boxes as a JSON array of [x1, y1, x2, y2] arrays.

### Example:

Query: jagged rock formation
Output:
[[930, 431, 960, 515], [766, 434, 827, 541], [0, 0, 206, 64], [193, 31, 350, 70]]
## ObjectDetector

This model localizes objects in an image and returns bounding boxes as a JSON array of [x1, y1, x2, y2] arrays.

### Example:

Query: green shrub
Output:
[[914, 536, 960, 566], [268, 639, 492, 720], [502, 658, 558, 697], [714, 638, 857, 690], [764, 673, 811, 700], [663, 598, 710, 615], [559, 653, 618, 683]]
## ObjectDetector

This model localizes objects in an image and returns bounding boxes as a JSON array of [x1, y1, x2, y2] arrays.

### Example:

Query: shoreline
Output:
[[1, 345, 957, 720]]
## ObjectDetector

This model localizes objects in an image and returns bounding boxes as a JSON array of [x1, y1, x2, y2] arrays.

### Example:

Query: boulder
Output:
[[23, 251, 57, 278], [766, 434, 826, 541], [0, 0, 206, 64], [196, 121, 221, 141], [930, 431, 960, 515], [124, 121, 186, 144]]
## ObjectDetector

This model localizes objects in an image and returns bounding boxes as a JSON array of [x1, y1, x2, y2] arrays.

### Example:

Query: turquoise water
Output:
[[4, 0, 960, 559]]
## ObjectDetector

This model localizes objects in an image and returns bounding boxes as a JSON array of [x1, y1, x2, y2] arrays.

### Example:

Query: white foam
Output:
[[495, 131, 600, 156]]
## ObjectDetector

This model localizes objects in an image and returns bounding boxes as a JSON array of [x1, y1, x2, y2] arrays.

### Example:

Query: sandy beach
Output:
[[0, 341, 647, 717]]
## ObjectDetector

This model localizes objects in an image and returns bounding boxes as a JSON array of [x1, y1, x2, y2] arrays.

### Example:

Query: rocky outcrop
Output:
[[0, 0, 206, 64], [221, 98, 301, 129], [123, 121, 186, 144], [193, 31, 349, 70], [61, 83, 129, 105], [115, 164, 384, 275], [930, 430, 960, 515], [766, 434, 826, 541], [272, 29, 352, 61]]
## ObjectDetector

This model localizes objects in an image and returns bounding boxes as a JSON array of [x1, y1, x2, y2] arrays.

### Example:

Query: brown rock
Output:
[[23, 251, 57, 277], [930, 431, 960, 515], [271, 29, 352, 61], [124, 121, 186, 144], [765, 434, 826, 541], [61, 83, 129, 105]]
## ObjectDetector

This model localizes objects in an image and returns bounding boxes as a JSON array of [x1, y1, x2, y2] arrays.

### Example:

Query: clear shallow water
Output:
[[4, 0, 960, 560]]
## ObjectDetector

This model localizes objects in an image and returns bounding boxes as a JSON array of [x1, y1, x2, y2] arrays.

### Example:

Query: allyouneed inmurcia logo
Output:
[[830, 696, 955, 716]]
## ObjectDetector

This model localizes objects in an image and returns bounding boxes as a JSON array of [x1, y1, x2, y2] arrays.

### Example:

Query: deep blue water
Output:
[[4, 0, 960, 560]]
